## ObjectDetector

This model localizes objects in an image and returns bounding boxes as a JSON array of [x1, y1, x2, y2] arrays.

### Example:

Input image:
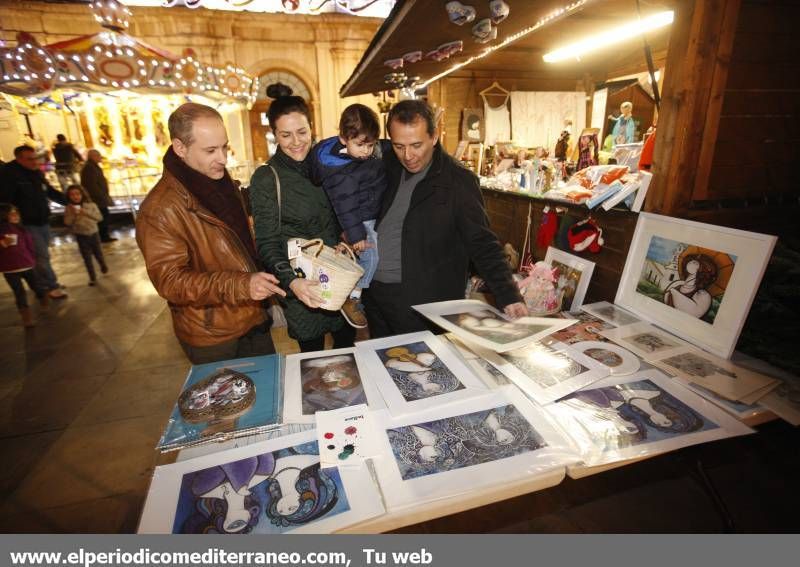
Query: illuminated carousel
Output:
[[0, 0, 258, 209]]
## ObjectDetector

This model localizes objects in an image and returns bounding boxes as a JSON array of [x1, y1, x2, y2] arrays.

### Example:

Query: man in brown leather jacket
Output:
[[136, 103, 285, 364]]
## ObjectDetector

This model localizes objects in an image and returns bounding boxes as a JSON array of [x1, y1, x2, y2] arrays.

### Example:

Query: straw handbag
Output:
[[270, 166, 364, 311]]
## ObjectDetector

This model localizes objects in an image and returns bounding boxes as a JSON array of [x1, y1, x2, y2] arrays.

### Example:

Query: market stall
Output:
[[0, 0, 258, 208], [339, 0, 672, 306]]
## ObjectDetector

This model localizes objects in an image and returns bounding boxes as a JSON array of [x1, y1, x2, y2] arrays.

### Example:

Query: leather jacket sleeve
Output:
[[135, 208, 253, 307]]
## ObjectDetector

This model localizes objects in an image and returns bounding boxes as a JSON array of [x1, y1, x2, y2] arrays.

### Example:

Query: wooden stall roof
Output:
[[340, 0, 674, 97]]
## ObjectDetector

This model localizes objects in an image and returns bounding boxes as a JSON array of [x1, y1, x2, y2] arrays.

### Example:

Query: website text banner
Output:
[[0, 535, 793, 567]]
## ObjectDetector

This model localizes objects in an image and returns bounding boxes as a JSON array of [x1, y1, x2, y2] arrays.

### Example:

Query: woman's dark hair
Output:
[[339, 103, 380, 142], [387, 100, 436, 137], [0, 203, 18, 224], [266, 83, 311, 131], [681, 253, 717, 290]]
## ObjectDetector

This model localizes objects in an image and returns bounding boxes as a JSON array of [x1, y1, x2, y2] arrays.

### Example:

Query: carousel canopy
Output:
[[0, 1, 257, 104]]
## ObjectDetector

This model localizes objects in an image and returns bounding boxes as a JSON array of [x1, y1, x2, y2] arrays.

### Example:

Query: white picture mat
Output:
[[138, 430, 385, 534], [472, 341, 609, 405], [544, 247, 595, 311], [544, 370, 753, 467], [580, 301, 640, 327], [647, 346, 780, 402], [283, 347, 385, 424], [615, 212, 777, 358], [355, 331, 489, 417], [413, 299, 575, 352], [370, 386, 580, 511], [599, 322, 690, 361], [315, 405, 383, 468], [570, 340, 641, 376], [443, 334, 511, 388], [682, 382, 766, 421]]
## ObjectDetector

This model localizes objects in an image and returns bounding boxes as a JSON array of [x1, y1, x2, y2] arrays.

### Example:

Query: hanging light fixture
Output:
[[543, 11, 674, 63]]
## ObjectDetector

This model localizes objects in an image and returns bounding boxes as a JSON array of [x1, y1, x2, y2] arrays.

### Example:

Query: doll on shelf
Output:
[[608, 101, 637, 145], [573, 128, 600, 170]]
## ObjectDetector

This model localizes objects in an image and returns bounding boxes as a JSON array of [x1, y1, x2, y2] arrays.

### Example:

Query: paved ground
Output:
[[1, 226, 798, 533]]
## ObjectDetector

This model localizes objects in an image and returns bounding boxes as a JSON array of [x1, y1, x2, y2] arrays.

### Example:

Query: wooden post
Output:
[[646, 0, 742, 216]]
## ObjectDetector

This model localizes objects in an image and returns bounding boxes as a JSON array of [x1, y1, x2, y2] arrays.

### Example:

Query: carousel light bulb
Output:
[[19, 64, 26, 70], [31, 73, 38, 79], [105, 51, 113, 58], [87, 55, 95, 62], [23, 75, 30, 81], [112, 80, 118, 87], [82, 75, 89, 81], [122, 81, 129, 87], [88, 64, 95, 71], [133, 79, 139, 85], [2, 75, 8, 80]]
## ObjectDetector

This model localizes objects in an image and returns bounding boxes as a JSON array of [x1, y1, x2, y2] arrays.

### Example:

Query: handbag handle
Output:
[[299, 238, 358, 262], [269, 165, 281, 227]]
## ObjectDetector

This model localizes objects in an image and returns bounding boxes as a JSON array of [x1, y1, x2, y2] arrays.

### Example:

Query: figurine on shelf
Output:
[[573, 127, 600, 170], [517, 261, 560, 315]]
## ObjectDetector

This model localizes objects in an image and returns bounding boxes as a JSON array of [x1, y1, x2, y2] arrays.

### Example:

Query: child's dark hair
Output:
[[339, 104, 380, 142], [66, 184, 92, 203], [0, 203, 18, 224]]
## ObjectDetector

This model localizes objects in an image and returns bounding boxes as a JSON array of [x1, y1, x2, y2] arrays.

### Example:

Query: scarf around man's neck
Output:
[[162, 147, 258, 263]]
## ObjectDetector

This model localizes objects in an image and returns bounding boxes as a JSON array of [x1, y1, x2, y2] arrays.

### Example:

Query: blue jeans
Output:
[[356, 219, 378, 290], [24, 224, 60, 291]]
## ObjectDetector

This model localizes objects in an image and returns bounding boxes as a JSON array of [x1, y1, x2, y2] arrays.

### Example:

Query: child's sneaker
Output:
[[340, 298, 368, 329]]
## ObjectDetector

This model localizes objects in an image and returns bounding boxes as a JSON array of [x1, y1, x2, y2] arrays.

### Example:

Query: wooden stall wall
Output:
[[689, 0, 799, 235], [648, 0, 798, 236], [481, 189, 638, 305], [428, 75, 584, 155]]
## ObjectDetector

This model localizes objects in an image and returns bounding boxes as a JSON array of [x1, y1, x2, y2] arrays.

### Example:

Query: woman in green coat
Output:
[[249, 92, 354, 352]]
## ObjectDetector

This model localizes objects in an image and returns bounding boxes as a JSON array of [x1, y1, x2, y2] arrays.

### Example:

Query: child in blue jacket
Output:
[[309, 104, 387, 329]]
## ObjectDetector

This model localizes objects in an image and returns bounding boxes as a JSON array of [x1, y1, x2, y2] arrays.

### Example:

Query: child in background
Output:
[[0, 203, 48, 327], [63, 185, 108, 285], [309, 103, 387, 329]]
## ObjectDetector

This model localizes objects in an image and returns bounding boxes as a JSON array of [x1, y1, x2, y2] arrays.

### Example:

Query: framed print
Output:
[[473, 341, 609, 405], [461, 108, 485, 142], [453, 140, 469, 161], [370, 386, 579, 510], [544, 370, 753, 467], [355, 331, 489, 417], [570, 341, 641, 376], [544, 247, 595, 311], [283, 348, 385, 424], [413, 299, 575, 353], [615, 212, 777, 358], [466, 142, 484, 175], [647, 347, 780, 402], [599, 322, 689, 361], [580, 301, 640, 327], [544, 311, 614, 346], [157, 355, 283, 452], [139, 430, 385, 534], [443, 334, 512, 388]]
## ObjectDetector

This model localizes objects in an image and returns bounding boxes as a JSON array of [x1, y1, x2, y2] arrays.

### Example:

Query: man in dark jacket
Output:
[[80, 149, 116, 242], [52, 134, 83, 190], [0, 145, 68, 299], [363, 100, 526, 337]]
